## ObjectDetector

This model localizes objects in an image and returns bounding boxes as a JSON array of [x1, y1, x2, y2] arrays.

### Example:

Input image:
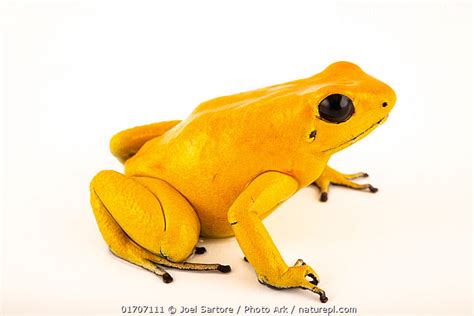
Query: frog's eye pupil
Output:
[[318, 94, 354, 123]]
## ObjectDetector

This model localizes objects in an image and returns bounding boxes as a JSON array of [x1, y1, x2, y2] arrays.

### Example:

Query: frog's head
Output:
[[304, 61, 396, 154]]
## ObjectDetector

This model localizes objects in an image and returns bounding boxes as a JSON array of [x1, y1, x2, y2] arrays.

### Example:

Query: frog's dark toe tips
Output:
[[368, 185, 378, 193], [307, 273, 318, 285], [243, 256, 248, 262], [319, 293, 328, 303], [162, 273, 173, 283], [195, 246, 206, 254], [320, 192, 328, 202], [217, 265, 231, 273]]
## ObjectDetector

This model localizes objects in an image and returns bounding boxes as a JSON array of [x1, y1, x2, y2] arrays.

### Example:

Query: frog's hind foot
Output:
[[90, 170, 231, 283], [107, 244, 230, 284], [314, 166, 378, 202], [108, 244, 229, 284]]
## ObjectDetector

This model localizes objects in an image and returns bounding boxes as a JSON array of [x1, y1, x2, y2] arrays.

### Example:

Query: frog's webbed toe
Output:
[[314, 166, 378, 202]]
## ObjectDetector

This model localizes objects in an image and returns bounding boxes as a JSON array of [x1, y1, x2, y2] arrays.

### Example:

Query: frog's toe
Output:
[[320, 192, 328, 202], [162, 272, 174, 283], [368, 184, 378, 193], [217, 265, 232, 273], [334, 181, 379, 193], [306, 272, 318, 285], [148, 258, 232, 274], [314, 178, 330, 202], [342, 171, 369, 179], [340, 172, 378, 193], [194, 246, 206, 255]]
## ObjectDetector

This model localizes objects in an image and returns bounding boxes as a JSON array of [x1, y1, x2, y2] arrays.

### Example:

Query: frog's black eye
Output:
[[318, 94, 354, 123]]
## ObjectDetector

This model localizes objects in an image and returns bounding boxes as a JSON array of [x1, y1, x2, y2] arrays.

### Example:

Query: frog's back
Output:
[[126, 74, 320, 178], [190, 77, 305, 115]]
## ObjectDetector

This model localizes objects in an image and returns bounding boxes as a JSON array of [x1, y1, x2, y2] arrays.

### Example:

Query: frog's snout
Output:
[[380, 85, 397, 110], [381, 98, 395, 110]]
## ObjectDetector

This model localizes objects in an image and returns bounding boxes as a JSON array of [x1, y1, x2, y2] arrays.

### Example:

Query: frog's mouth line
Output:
[[322, 116, 387, 153]]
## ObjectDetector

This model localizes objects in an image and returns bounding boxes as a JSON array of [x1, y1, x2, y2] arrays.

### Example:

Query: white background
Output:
[[0, 1, 472, 315]]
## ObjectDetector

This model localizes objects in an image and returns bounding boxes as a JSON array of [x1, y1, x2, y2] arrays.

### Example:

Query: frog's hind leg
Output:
[[90, 170, 230, 282]]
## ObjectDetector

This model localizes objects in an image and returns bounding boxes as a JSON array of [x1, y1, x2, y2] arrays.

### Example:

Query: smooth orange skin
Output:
[[122, 61, 396, 238]]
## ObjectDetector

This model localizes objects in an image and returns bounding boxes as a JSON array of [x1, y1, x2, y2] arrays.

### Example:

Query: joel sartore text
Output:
[[121, 305, 358, 315]]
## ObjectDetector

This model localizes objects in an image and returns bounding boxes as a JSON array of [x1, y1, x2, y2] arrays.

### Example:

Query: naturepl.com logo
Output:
[[297, 305, 358, 315]]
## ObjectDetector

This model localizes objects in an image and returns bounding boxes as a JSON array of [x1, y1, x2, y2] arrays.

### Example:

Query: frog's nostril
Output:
[[382, 102, 388, 107]]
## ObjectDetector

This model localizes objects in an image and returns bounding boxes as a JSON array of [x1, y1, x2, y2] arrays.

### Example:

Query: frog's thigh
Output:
[[90, 170, 199, 263], [133, 176, 201, 262]]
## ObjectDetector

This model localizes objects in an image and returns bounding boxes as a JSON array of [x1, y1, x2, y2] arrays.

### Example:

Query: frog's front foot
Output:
[[257, 259, 328, 303], [314, 165, 378, 202]]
